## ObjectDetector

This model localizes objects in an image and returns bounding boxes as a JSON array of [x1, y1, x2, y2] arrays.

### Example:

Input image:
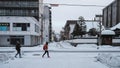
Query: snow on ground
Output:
[[48, 41, 120, 51], [0, 54, 9, 63], [97, 53, 120, 68], [0, 52, 109, 68], [0, 53, 14, 64], [0, 41, 120, 52], [0, 41, 120, 68]]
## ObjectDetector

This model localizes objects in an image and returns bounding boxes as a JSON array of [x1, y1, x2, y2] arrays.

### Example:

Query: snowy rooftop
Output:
[[85, 22, 105, 32], [101, 30, 115, 35], [85, 22, 99, 32], [110, 23, 120, 30], [70, 24, 75, 33], [65, 20, 105, 32]]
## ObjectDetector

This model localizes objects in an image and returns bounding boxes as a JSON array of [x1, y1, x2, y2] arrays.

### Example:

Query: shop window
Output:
[[0, 23, 10, 31]]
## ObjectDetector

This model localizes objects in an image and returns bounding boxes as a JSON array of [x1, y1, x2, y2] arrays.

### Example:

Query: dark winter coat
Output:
[[15, 43, 21, 51]]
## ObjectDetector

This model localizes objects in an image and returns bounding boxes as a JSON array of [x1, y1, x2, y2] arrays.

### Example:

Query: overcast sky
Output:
[[43, 0, 114, 33]]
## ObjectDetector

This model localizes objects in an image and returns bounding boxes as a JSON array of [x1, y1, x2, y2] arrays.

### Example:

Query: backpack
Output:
[[43, 44, 47, 50]]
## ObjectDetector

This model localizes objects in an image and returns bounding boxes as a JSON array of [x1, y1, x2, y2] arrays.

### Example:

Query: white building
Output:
[[43, 5, 52, 42], [0, 16, 41, 46]]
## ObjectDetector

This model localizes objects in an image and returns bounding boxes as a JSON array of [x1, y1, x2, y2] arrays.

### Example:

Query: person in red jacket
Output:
[[42, 42, 50, 58]]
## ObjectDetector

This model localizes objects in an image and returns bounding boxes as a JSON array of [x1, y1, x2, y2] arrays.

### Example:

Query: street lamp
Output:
[[95, 15, 102, 49], [50, 4, 59, 7]]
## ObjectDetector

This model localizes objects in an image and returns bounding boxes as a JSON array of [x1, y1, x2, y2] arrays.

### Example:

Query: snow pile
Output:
[[49, 41, 72, 48], [49, 42, 63, 48], [0, 53, 13, 63], [59, 41, 73, 47], [97, 53, 120, 68]]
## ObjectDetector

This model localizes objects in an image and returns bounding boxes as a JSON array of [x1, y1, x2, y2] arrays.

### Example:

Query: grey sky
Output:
[[44, 0, 114, 33]]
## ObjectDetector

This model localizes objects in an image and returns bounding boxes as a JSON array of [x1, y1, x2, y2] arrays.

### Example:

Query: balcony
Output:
[[0, 11, 39, 16]]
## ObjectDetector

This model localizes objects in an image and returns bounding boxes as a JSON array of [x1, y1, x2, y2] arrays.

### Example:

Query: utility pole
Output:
[[40, 14, 44, 44]]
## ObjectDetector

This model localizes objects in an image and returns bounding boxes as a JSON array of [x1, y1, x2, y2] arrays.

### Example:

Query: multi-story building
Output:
[[0, 0, 40, 20], [0, 0, 44, 46], [103, 0, 120, 28], [43, 5, 52, 42], [0, 16, 40, 46]]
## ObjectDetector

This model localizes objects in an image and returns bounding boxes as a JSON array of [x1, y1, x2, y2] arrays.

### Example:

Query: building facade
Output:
[[0, 0, 44, 46], [0, 16, 40, 46], [103, 0, 120, 28], [0, 0, 40, 20], [43, 5, 52, 42], [64, 20, 77, 39]]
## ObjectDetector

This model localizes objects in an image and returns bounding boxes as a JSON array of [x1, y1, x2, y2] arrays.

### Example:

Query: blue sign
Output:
[[0, 26, 7, 31]]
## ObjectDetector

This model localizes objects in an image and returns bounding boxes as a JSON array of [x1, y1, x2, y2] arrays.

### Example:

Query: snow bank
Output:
[[97, 53, 120, 68], [59, 41, 73, 47], [0, 53, 13, 63], [66, 39, 97, 43], [49, 41, 73, 48]]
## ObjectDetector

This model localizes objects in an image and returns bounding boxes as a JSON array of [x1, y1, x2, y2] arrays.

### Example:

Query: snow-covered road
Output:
[[0, 52, 109, 68], [0, 41, 120, 68]]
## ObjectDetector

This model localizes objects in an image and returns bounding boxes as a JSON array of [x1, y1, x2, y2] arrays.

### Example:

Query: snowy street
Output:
[[0, 41, 120, 68], [0, 52, 109, 68], [0, 0, 120, 68]]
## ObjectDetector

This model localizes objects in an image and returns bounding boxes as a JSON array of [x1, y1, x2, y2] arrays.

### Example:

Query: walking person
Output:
[[42, 42, 50, 58], [15, 41, 22, 58]]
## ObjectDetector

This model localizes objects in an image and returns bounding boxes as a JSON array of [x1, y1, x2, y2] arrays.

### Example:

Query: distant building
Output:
[[64, 20, 77, 39], [103, 0, 120, 28], [0, 16, 40, 46], [63, 20, 101, 39], [60, 30, 65, 40], [43, 5, 52, 42], [101, 30, 115, 45]]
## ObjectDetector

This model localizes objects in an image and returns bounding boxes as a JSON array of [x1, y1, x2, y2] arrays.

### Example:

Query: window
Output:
[[10, 36, 24, 45], [35, 24, 39, 33], [0, 23, 10, 31], [13, 23, 30, 31]]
